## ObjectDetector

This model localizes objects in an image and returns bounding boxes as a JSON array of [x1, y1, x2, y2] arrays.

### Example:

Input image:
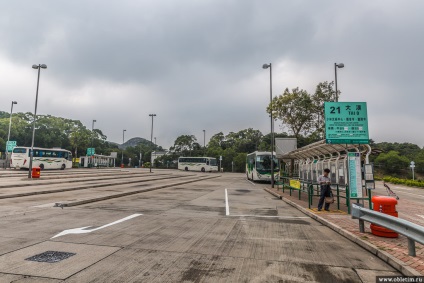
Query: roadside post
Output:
[[219, 156, 222, 172], [5, 141, 17, 168], [410, 161, 415, 180]]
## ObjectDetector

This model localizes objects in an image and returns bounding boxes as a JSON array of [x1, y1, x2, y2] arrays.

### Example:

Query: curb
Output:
[[263, 188, 422, 276], [0, 172, 172, 189], [0, 175, 187, 200], [56, 175, 221, 207]]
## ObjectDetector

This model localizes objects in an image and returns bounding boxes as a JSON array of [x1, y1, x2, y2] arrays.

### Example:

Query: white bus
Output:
[[11, 147, 73, 170], [246, 151, 280, 181], [178, 157, 218, 172]]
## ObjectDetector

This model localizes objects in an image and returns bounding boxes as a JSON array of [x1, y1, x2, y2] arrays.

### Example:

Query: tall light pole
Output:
[[139, 143, 142, 168], [262, 63, 274, 188], [28, 64, 47, 178], [154, 137, 157, 168], [91, 119, 96, 152], [122, 129, 126, 166], [334, 63, 344, 102], [149, 114, 156, 173], [203, 129, 206, 155], [5, 101, 17, 169]]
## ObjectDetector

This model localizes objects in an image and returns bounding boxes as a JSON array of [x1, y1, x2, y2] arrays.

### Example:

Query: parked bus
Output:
[[178, 157, 218, 172], [246, 151, 280, 181], [11, 147, 72, 170]]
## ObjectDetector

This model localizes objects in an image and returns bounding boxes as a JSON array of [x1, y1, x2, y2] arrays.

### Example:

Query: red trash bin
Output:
[[120, 164, 124, 168], [370, 196, 398, 238], [32, 167, 41, 178]]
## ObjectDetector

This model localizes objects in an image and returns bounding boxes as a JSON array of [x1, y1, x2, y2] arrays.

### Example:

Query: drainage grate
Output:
[[25, 251, 76, 263]]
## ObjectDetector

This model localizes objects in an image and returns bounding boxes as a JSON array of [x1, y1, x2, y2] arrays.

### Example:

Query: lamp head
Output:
[[40, 64, 47, 69], [93, 119, 96, 122], [12, 101, 17, 104], [336, 63, 344, 68], [32, 65, 39, 69], [262, 63, 270, 69], [124, 129, 126, 132]]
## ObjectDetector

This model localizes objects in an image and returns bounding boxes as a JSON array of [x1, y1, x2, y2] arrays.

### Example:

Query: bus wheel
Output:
[[61, 164, 66, 170], [39, 164, 44, 170], [201, 167, 205, 172], [185, 167, 188, 171]]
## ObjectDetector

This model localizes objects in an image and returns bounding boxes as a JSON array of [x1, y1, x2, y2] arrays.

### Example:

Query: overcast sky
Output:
[[1, 0, 424, 148]]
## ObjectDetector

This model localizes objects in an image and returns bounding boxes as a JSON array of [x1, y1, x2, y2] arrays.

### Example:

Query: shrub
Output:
[[383, 176, 424, 188]]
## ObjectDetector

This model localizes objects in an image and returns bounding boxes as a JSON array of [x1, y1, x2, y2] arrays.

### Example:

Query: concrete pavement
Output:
[[0, 170, 401, 282]]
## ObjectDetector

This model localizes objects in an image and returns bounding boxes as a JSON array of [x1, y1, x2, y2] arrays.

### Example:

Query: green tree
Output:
[[172, 135, 197, 156], [311, 81, 335, 137], [267, 87, 313, 138], [374, 151, 409, 173]]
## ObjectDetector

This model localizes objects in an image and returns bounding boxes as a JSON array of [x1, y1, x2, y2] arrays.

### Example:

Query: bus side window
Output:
[[206, 160, 209, 165]]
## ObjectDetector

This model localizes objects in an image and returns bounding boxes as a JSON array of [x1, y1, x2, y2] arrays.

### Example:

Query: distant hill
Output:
[[117, 137, 156, 149]]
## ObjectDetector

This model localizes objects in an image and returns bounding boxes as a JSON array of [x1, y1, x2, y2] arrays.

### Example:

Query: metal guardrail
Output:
[[352, 204, 424, 256]]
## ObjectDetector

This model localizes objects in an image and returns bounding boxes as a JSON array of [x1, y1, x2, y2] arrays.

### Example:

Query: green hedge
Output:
[[383, 176, 424, 188]]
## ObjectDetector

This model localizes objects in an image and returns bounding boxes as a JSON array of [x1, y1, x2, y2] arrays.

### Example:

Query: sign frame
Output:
[[348, 152, 363, 199], [6, 141, 17, 152], [324, 102, 369, 144]]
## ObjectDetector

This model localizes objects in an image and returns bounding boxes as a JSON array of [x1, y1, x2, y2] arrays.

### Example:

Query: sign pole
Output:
[[410, 161, 415, 180]]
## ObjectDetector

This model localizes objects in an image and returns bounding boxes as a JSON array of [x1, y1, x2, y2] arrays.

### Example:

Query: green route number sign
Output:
[[324, 102, 369, 144], [6, 141, 17, 152], [87, 148, 95, 156]]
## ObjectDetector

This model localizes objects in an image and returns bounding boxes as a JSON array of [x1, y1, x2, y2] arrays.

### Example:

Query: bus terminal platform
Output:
[[264, 182, 424, 276]]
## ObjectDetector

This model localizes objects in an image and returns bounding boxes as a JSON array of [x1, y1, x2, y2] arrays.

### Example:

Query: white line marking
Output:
[[51, 213, 142, 239], [225, 188, 229, 216], [229, 215, 309, 219], [32, 203, 57, 208], [393, 191, 424, 199], [246, 179, 255, 186]]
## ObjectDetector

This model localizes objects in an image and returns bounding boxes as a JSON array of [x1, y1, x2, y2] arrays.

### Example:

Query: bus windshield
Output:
[[256, 155, 279, 171], [210, 159, 217, 166]]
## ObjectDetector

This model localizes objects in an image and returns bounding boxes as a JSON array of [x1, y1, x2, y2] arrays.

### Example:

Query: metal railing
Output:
[[352, 204, 424, 256]]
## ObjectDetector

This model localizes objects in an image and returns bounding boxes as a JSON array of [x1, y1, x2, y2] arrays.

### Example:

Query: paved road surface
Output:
[[0, 169, 401, 282]]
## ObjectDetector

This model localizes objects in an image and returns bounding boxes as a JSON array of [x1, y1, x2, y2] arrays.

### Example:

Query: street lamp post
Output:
[[154, 137, 157, 168], [149, 114, 156, 173], [122, 129, 126, 166], [5, 101, 17, 169], [91, 119, 96, 151], [28, 64, 47, 178], [262, 63, 274, 188], [139, 143, 142, 168], [203, 130, 206, 155], [334, 63, 344, 102]]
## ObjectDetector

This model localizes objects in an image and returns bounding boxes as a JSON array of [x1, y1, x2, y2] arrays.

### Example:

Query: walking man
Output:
[[317, 168, 332, 211]]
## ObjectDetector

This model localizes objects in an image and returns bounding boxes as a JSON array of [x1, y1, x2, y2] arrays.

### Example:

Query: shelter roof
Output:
[[279, 139, 369, 160]]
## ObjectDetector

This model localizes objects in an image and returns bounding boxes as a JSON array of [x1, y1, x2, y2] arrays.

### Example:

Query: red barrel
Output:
[[32, 167, 41, 179], [370, 196, 398, 238]]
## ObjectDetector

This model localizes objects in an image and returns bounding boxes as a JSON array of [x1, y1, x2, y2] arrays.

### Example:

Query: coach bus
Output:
[[11, 147, 73, 170], [178, 157, 218, 172], [246, 151, 280, 181]]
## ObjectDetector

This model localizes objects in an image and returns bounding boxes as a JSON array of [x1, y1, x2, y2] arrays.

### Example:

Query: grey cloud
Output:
[[1, 0, 424, 147]]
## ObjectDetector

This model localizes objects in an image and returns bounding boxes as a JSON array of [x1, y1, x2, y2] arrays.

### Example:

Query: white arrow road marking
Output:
[[51, 213, 142, 239]]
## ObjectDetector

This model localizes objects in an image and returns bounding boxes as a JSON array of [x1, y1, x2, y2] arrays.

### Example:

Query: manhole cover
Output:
[[25, 251, 76, 263]]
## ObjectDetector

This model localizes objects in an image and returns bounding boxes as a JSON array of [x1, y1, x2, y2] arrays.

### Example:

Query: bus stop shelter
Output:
[[275, 138, 373, 213]]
